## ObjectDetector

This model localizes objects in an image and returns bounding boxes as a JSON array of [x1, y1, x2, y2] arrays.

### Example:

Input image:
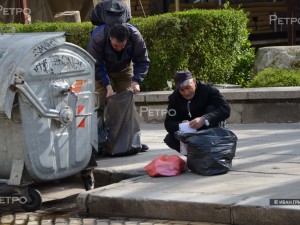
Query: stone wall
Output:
[[134, 87, 300, 124]]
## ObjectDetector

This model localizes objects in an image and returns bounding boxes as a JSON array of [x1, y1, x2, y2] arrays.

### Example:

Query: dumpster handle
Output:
[[13, 76, 74, 125], [94, 92, 100, 111], [1, 26, 16, 35], [76, 113, 93, 117]]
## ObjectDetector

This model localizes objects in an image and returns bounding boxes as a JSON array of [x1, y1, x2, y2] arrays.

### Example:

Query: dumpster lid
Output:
[[0, 32, 67, 118]]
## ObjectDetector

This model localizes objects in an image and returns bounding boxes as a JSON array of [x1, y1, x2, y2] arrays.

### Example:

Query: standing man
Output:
[[164, 70, 231, 152], [88, 23, 150, 152]]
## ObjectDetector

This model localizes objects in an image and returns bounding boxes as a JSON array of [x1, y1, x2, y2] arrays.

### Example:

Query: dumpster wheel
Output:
[[20, 187, 42, 212], [82, 170, 95, 191]]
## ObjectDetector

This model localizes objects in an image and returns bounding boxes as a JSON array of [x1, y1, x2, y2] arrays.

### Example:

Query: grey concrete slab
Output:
[[37, 178, 86, 202], [78, 123, 300, 225]]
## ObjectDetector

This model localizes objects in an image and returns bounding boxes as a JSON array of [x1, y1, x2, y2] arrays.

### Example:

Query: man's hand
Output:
[[131, 81, 140, 93], [106, 84, 114, 97], [189, 117, 205, 129]]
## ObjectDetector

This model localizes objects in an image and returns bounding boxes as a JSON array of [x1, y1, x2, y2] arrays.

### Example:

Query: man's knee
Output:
[[164, 133, 180, 152]]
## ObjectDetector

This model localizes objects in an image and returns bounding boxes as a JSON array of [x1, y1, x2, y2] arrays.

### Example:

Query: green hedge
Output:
[[0, 7, 254, 91], [247, 68, 300, 87], [135, 8, 254, 90]]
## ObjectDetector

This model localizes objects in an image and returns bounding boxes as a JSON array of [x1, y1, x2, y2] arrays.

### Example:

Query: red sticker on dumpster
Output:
[[77, 105, 85, 128]]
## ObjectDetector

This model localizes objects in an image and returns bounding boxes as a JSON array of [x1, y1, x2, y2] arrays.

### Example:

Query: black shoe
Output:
[[141, 144, 149, 152]]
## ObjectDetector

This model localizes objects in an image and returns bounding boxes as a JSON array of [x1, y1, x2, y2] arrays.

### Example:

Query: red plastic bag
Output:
[[144, 154, 186, 177]]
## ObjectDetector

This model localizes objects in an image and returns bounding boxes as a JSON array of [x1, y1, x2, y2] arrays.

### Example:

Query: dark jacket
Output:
[[88, 24, 150, 87], [164, 81, 231, 134]]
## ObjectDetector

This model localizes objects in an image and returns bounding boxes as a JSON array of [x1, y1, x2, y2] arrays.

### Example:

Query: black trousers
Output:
[[164, 133, 180, 153]]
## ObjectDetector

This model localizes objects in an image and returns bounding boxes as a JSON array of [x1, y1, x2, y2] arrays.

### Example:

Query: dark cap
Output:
[[174, 70, 193, 89]]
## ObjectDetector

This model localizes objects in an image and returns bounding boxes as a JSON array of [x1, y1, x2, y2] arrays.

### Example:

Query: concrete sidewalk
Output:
[[77, 123, 300, 225]]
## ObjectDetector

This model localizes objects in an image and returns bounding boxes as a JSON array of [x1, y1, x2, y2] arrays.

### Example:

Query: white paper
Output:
[[179, 122, 197, 133]]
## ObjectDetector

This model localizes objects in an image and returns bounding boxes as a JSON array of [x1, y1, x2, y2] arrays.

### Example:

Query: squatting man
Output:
[[164, 70, 231, 152]]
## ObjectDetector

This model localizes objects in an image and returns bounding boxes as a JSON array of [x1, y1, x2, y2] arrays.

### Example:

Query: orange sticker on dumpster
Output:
[[71, 80, 87, 93]]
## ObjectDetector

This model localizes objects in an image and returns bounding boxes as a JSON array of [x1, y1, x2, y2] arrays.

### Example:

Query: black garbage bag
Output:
[[103, 90, 142, 156], [96, 116, 107, 156], [175, 127, 237, 175]]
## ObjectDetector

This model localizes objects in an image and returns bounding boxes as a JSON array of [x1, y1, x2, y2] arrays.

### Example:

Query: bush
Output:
[[247, 68, 300, 87], [134, 8, 254, 90], [0, 7, 254, 91]]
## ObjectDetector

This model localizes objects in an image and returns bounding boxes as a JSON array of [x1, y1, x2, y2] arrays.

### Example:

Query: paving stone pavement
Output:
[[0, 213, 228, 225]]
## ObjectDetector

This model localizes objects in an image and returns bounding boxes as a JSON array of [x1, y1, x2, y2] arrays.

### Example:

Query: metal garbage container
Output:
[[0, 27, 97, 211]]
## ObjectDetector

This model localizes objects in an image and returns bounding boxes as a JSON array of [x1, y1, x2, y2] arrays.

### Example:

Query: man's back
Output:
[[88, 24, 150, 85]]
